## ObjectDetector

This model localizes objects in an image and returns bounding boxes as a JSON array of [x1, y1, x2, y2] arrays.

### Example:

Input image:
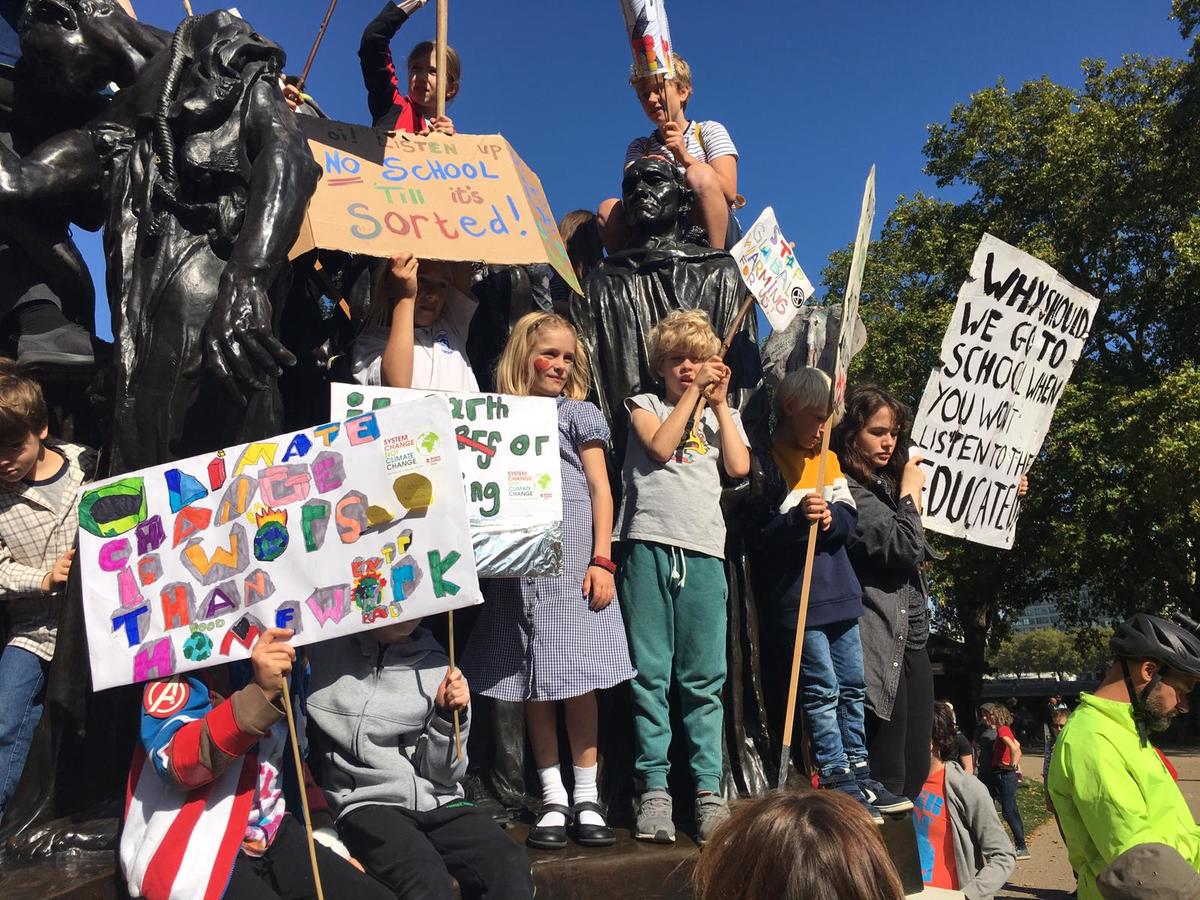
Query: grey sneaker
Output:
[[635, 788, 675, 844], [17, 323, 94, 367], [695, 792, 730, 845]]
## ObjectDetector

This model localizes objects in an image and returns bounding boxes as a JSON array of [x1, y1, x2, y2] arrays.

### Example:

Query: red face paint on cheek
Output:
[[533, 357, 553, 373]]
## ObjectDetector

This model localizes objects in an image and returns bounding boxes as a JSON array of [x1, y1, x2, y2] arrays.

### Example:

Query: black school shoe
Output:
[[526, 803, 571, 850], [571, 800, 616, 847]]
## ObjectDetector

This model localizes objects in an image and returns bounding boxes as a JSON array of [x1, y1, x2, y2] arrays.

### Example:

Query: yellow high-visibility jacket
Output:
[[1048, 692, 1200, 899]]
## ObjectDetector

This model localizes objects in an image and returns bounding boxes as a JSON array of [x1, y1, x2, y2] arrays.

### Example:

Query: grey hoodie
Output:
[[942, 761, 1017, 899], [307, 628, 470, 818]]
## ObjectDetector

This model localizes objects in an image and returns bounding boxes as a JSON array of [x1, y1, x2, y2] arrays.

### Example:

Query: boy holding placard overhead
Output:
[[0, 359, 93, 825]]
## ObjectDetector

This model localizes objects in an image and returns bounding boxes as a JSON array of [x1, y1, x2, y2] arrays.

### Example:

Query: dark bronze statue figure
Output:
[[0, 1, 320, 863], [1, 1, 320, 471], [571, 157, 759, 463]]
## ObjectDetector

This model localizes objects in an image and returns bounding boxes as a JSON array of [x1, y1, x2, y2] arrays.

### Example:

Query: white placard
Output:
[[730, 206, 816, 333], [912, 233, 1100, 548], [80, 397, 482, 690], [330, 384, 563, 579]]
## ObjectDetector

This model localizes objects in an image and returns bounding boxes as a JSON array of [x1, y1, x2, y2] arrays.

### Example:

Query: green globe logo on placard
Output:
[[417, 432, 440, 457]]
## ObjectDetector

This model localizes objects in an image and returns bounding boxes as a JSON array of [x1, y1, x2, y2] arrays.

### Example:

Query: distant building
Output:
[[1012, 600, 1064, 633]]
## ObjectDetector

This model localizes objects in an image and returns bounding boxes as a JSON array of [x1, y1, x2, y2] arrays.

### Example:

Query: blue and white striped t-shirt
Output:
[[623, 119, 738, 170]]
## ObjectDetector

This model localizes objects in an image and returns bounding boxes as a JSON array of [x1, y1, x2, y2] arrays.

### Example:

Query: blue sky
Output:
[[72, 1, 1184, 340]]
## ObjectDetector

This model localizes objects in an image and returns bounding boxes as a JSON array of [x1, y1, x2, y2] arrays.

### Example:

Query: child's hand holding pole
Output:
[[659, 120, 691, 168], [252, 627, 296, 702], [800, 494, 832, 532], [436, 667, 470, 715]]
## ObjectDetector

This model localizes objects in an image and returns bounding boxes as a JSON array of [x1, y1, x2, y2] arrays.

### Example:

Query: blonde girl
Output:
[[462, 313, 635, 851]]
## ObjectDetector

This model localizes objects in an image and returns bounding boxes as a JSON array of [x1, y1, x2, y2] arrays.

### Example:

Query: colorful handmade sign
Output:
[[621, 0, 675, 79], [730, 206, 816, 333], [911, 233, 1100, 549], [79, 396, 482, 690], [291, 119, 581, 294], [331, 384, 563, 579]]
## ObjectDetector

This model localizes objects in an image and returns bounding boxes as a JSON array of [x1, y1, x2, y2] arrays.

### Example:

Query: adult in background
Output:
[[975, 704, 998, 794], [983, 702, 1028, 859], [1048, 614, 1200, 900], [830, 385, 936, 801]]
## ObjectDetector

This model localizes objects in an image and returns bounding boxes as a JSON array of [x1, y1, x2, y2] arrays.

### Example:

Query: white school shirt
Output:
[[351, 285, 479, 391]]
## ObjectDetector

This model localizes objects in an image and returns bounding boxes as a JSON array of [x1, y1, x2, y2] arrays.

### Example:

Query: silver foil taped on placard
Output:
[[473, 518, 563, 578]]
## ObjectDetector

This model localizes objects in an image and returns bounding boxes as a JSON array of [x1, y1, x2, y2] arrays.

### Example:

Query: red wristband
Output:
[[589, 555, 617, 574]]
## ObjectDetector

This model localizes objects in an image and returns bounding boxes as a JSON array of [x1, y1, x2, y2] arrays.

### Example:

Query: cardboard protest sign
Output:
[[331, 384, 563, 579], [79, 397, 482, 691], [730, 206, 816, 333], [291, 119, 581, 295], [911, 234, 1100, 549], [834, 166, 876, 407], [621, 0, 675, 79]]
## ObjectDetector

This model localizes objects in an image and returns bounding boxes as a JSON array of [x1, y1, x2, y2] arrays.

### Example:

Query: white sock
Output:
[[573, 764, 604, 827], [536, 764, 568, 828]]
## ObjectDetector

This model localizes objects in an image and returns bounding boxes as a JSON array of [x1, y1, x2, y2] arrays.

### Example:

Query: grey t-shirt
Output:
[[23, 449, 70, 513], [612, 393, 749, 560]]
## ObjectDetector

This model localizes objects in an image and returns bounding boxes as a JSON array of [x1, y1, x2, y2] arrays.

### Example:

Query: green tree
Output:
[[821, 4, 1200, 701], [989, 629, 1082, 679], [1073, 625, 1116, 677]]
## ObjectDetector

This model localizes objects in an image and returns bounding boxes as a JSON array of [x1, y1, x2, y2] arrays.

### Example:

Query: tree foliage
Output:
[[989, 629, 1082, 679], [820, 3, 1200, 696]]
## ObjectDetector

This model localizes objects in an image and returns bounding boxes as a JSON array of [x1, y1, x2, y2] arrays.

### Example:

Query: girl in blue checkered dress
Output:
[[462, 312, 634, 851]]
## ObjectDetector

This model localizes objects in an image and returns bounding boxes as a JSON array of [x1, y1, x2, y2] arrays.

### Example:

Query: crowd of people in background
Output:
[[0, 3, 1198, 900]]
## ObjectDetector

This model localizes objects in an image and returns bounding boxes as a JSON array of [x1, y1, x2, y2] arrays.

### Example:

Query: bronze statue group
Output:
[[2, 3, 1198, 900]]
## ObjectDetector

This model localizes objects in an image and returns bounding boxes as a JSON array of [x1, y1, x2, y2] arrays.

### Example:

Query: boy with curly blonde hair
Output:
[[613, 310, 750, 845]]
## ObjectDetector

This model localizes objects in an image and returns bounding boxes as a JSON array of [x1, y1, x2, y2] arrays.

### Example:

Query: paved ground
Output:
[[995, 748, 1200, 899]]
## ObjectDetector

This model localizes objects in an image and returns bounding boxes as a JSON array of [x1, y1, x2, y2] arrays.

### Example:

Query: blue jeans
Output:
[[0, 645, 47, 824], [797, 619, 868, 778], [993, 769, 1026, 848]]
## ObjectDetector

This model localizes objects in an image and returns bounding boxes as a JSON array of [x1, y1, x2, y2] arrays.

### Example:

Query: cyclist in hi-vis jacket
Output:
[[1048, 614, 1200, 900]]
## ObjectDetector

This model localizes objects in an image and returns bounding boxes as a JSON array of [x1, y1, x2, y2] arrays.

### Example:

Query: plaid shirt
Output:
[[0, 440, 94, 661]]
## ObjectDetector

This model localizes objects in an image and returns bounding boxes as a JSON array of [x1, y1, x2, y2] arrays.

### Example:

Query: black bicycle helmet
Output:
[[1109, 614, 1200, 678]]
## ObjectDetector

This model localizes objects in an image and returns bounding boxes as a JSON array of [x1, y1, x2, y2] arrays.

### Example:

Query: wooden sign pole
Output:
[[435, 0, 449, 119], [299, 0, 340, 90], [281, 677, 325, 900], [687, 293, 756, 435], [434, 0, 463, 762]]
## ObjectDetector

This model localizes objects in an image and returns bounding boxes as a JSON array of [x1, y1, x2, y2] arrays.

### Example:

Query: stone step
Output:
[[0, 811, 925, 899]]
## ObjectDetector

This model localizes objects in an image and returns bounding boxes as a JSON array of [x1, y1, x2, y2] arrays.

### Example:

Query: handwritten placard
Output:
[[79, 397, 482, 690], [331, 384, 563, 579], [730, 206, 816, 332], [911, 233, 1099, 548], [291, 120, 581, 295]]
